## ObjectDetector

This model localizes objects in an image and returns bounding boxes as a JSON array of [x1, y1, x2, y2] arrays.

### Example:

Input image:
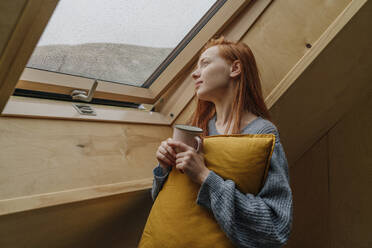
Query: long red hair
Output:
[[187, 36, 272, 137]]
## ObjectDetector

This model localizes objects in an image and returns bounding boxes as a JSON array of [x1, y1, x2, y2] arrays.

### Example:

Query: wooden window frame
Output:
[[2, 0, 275, 126], [15, 0, 249, 105]]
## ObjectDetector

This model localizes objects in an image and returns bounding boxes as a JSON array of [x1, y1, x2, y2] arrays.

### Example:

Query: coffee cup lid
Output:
[[175, 124, 203, 133]]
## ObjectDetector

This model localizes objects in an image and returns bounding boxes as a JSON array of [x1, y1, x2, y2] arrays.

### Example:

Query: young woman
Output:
[[152, 36, 293, 247]]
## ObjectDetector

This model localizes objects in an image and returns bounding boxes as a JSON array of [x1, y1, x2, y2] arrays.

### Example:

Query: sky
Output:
[[37, 0, 217, 48]]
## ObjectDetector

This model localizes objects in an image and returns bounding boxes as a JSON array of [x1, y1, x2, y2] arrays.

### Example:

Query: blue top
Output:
[[151, 115, 293, 247]]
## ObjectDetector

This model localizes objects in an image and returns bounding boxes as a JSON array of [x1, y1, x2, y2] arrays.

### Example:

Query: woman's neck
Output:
[[212, 83, 257, 133], [215, 111, 257, 133], [213, 85, 235, 126]]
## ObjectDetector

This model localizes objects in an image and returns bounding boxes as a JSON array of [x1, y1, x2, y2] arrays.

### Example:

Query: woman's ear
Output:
[[230, 60, 241, 78]]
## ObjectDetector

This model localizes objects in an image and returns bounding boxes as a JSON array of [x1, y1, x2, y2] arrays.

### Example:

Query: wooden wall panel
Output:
[[242, 0, 351, 98], [285, 89, 371, 247], [328, 93, 372, 247], [0, 0, 59, 112], [0, 117, 172, 200], [172, 96, 197, 127], [0, 190, 152, 248], [284, 134, 330, 247], [0, 0, 27, 56], [268, 0, 371, 165]]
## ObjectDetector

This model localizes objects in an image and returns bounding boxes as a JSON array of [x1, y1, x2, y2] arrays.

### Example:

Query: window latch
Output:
[[72, 103, 97, 116], [71, 79, 98, 102]]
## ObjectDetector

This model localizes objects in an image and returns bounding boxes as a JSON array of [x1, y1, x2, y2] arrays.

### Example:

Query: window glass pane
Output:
[[26, 0, 218, 87]]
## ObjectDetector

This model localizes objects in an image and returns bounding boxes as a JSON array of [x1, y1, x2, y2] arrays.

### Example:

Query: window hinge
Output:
[[71, 79, 98, 102]]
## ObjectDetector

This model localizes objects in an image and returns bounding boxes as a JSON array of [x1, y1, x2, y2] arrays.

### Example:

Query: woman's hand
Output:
[[156, 138, 177, 173], [168, 140, 210, 185]]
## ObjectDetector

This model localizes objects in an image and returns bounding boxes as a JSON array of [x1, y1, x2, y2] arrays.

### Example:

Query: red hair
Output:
[[187, 36, 272, 137]]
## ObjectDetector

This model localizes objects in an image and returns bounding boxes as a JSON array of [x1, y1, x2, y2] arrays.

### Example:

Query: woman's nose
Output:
[[191, 69, 200, 80]]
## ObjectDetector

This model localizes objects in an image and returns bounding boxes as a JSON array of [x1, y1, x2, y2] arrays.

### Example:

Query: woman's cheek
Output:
[[203, 67, 215, 84]]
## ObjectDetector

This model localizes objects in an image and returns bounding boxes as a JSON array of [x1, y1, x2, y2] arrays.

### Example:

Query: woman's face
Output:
[[191, 46, 232, 101]]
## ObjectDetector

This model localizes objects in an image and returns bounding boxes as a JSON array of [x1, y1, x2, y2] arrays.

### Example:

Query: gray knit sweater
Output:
[[151, 115, 293, 247]]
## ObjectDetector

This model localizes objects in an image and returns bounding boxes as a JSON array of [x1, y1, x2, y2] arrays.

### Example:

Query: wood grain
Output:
[[0, 117, 172, 203], [243, 0, 353, 98], [0, 0, 59, 112], [0, 0, 27, 57], [268, 0, 372, 165], [2, 96, 171, 125]]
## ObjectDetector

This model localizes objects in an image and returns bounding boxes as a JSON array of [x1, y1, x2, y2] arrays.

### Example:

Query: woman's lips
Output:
[[195, 81, 203, 88]]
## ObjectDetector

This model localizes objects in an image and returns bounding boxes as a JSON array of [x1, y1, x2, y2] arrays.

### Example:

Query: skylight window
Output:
[[26, 0, 219, 88]]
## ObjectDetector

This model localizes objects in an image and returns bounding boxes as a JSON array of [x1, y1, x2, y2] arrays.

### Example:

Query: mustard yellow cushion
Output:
[[139, 134, 276, 248]]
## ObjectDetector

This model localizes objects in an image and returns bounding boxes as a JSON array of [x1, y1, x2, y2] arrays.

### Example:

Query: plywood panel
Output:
[[0, 0, 59, 112], [2, 95, 171, 125], [285, 88, 371, 247], [0, 190, 152, 248], [284, 134, 330, 247], [242, 0, 352, 98], [173, 96, 197, 127], [0, 117, 172, 200], [268, 0, 372, 165], [328, 94, 372, 248], [0, 0, 27, 56]]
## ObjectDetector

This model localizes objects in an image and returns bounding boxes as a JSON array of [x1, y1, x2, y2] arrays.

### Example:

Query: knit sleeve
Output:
[[151, 163, 171, 201], [196, 128, 293, 247]]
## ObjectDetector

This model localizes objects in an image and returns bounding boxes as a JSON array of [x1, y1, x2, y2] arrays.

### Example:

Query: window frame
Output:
[[15, 0, 249, 105], [2, 0, 276, 126]]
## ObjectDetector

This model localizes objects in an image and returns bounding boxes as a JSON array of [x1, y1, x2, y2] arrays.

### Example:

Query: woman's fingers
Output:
[[159, 146, 175, 162], [168, 140, 192, 153], [166, 138, 177, 157], [176, 162, 184, 174], [160, 146, 176, 161], [157, 151, 173, 167], [165, 143, 177, 158], [156, 138, 179, 169]]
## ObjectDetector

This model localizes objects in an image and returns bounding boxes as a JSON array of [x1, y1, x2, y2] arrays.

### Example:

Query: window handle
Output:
[[71, 79, 98, 102]]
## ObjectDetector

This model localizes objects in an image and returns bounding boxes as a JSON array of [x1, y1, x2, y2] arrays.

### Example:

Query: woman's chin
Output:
[[196, 88, 211, 101], [196, 88, 204, 97]]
